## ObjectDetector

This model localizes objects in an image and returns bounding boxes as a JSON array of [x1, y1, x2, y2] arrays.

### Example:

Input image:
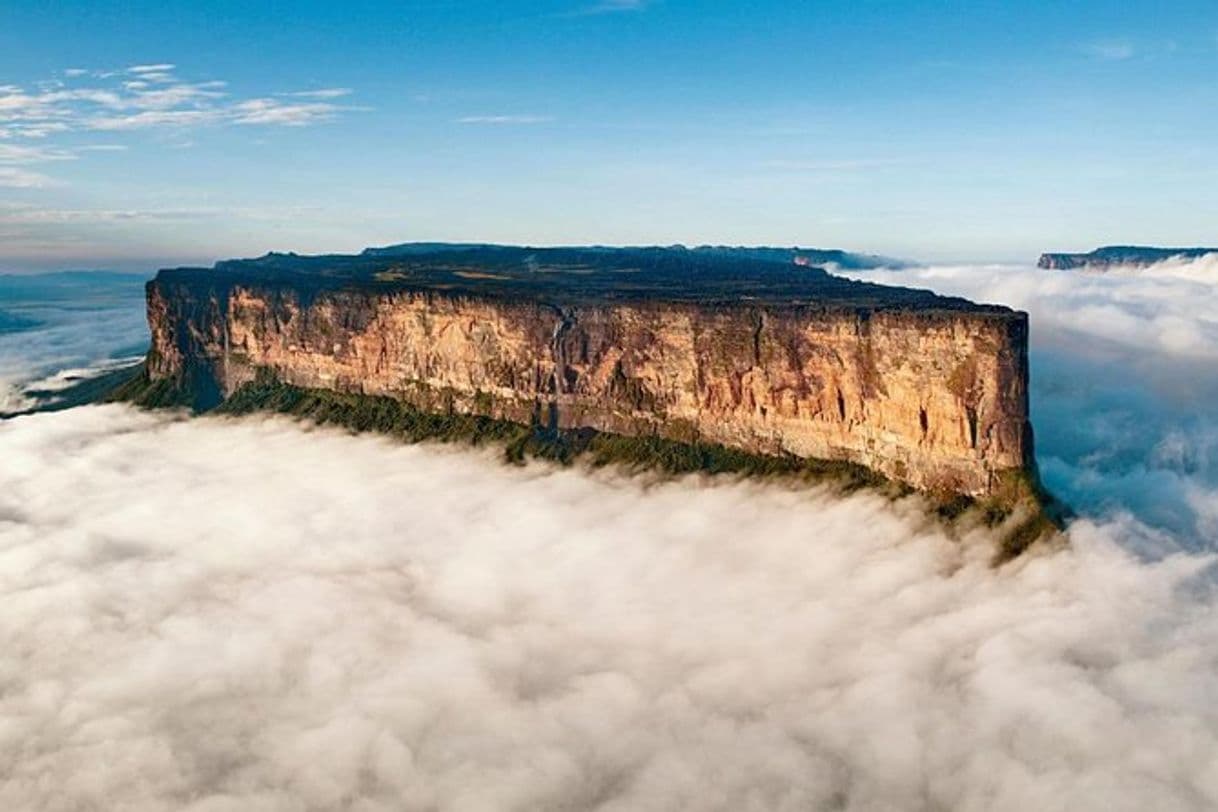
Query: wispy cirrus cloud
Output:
[[86, 109, 218, 131], [0, 65, 357, 136], [0, 66, 355, 135], [456, 114, 553, 125], [0, 201, 324, 225], [0, 202, 208, 223], [126, 63, 176, 74], [582, 0, 651, 13], [0, 143, 77, 163], [0, 65, 361, 184], [230, 98, 345, 126], [280, 88, 353, 99], [1082, 39, 1136, 60], [0, 167, 59, 188], [0, 142, 78, 187], [1079, 37, 1184, 63], [760, 158, 904, 172]]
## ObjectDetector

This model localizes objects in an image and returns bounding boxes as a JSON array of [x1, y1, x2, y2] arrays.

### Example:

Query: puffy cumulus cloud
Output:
[[844, 256, 1218, 548], [2, 405, 1218, 811]]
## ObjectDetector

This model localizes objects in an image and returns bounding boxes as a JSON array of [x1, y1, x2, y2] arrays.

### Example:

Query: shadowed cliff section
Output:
[[113, 243, 1061, 556]]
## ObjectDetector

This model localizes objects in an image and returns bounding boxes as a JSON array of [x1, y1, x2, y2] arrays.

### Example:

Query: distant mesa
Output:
[[1037, 245, 1218, 271], [105, 241, 1064, 557], [363, 242, 911, 271], [127, 242, 1031, 494]]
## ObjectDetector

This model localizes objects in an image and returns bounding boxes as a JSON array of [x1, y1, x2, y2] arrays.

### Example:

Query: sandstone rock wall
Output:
[[146, 277, 1032, 496]]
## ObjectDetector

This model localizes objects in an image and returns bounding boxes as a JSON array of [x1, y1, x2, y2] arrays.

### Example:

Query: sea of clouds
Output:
[[1, 255, 1217, 810], [0, 273, 148, 413], [845, 257, 1218, 549]]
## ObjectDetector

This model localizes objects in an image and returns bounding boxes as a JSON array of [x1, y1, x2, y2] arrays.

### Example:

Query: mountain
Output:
[[1037, 246, 1218, 270], [116, 241, 1049, 528]]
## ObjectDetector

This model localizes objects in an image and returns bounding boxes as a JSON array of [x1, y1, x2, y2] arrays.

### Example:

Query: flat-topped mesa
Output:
[[141, 244, 1035, 499], [1038, 245, 1218, 270], [363, 242, 912, 270]]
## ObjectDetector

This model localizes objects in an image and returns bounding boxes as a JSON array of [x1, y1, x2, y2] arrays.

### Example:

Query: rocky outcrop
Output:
[[1038, 246, 1217, 270], [141, 245, 1035, 499]]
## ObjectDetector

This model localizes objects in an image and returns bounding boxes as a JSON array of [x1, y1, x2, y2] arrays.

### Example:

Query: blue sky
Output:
[[1, 0, 1217, 270]]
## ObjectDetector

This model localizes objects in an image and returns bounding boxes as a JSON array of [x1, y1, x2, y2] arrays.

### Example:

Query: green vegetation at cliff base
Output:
[[0, 362, 141, 418], [214, 371, 893, 490], [105, 364, 196, 409], [106, 365, 1065, 563]]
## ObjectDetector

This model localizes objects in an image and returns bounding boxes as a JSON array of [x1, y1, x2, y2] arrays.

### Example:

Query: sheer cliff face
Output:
[[146, 277, 1031, 497]]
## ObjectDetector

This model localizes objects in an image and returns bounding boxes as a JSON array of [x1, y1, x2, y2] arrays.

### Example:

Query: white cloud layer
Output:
[[0, 274, 148, 412], [2, 254, 1218, 808], [2, 406, 1218, 811], [456, 115, 553, 124], [844, 254, 1218, 546], [848, 255, 1218, 361]]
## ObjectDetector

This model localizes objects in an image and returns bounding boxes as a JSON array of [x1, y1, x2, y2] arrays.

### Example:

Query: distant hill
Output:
[[1037, 246, 1218, 270], [362, 242, 910, 270]]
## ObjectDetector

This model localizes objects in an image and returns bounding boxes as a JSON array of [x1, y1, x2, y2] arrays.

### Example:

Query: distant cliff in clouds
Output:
[[1038, 246, 1217, 270]]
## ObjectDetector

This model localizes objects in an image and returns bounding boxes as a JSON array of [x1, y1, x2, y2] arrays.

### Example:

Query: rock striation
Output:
[[139, 244, 1036, 499], [1038, 245, 1217, 270]]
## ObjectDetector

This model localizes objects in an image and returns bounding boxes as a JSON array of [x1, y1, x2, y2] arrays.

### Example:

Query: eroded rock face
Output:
[[145, 271, 1032, 497]]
